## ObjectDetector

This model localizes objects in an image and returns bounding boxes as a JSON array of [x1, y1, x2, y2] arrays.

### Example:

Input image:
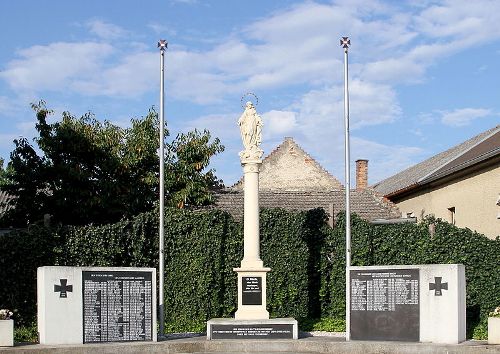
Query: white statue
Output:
[[238, 101, 263, 160]]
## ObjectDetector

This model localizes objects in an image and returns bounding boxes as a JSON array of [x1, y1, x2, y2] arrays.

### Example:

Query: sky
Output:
[[0, 0, 499, 186]]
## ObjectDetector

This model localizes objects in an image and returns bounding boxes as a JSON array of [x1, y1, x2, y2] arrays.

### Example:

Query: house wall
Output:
[[395, 164, 500, 239]]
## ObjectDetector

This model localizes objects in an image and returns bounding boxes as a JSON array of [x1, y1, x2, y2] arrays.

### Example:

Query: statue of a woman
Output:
[[238, 101, 263, 159]]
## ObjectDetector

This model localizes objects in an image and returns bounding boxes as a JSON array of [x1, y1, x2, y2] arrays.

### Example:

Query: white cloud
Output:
[[177, 113, 239, 143], [440, 108, 493, 126], [0, 96, 15, 115], [351, 137, 425, 184], [0, 42, 113, 93], [148, 23, 177, 37], [73, 51, 157, 97], [262, 110, 297, 137], [4, 0, 500, 105], [86, 19, 129, 40], [292, 80, 401, 134]]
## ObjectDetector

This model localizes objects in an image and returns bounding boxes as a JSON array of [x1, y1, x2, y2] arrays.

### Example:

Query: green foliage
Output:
[[472, 320, 488, 340], [299, 317, 346, 332], [0, 207, 498, 338], [0, 158, 9, 187], [14, 322, 38, 343], [319, 214, 500, 339], [163, 208, 240, 330], [261, 208, 327, 319], [166, 129, 224, 209], [1, 101, 224, 227], [0, 225, 60, 326]]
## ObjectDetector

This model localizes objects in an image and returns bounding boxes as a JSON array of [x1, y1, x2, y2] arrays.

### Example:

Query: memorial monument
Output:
[[207, 98, 297, 339], [234, 101, 269, 320], [349, 264, 465, 344], [38, 266, 157, 345]]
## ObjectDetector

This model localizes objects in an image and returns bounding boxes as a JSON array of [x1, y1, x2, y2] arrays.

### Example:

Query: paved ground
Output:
[[1, 335, 499, 354]]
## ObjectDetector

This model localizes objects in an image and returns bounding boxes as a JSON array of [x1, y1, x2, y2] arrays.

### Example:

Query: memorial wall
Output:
[[37, 266, 157, 345], [349, 264, 465, 344]]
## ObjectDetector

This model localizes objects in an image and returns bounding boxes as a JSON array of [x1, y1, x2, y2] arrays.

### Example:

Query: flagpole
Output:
[[340, 36, 351, 342], [157, 39, 167, 338]]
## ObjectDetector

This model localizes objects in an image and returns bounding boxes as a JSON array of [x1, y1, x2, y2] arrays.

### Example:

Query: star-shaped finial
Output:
[[340, 37, 350, 49], [158, 39, 168, 51]]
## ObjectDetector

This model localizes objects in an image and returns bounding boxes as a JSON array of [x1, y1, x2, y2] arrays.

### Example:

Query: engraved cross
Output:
[[429, 277, 448, 296], [54, 279, 73, 298]]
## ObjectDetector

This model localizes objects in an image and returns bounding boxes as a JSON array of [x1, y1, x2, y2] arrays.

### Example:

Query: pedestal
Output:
[[207, 318, 298, 339], [489, 317, 500, 344], [0, 320, 14, 347], [234, 267, 271, 319]]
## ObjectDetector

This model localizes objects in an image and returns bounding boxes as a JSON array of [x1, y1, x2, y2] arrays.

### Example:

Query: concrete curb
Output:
[[1, 336, 499, 354]]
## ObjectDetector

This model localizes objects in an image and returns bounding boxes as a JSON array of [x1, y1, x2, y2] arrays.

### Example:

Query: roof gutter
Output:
[[371, 217, 417, 225]]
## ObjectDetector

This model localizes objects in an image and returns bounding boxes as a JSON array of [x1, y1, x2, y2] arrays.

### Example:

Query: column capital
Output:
[[242, 160, 262, 173]]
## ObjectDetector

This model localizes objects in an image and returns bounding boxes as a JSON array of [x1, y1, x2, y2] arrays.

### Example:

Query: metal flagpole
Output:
[[340, 36, 351, 341], [157, 39, 167, 338]]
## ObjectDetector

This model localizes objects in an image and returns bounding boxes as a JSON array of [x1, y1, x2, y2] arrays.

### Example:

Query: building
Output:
[[215, 137, 401, 225], [373, 125, 500, 239]]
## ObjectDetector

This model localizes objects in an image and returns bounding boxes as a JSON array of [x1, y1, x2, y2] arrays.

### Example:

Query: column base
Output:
[[207, 318, 298, 340], [233, 266, 271, 320]]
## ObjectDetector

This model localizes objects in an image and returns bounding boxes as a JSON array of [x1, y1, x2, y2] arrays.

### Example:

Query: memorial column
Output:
[[233, 101, 270, 320]]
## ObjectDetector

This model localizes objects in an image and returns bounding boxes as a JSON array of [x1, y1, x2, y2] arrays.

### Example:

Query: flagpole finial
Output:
[[158, 39, 168, 51], [340, 36, 350, 50]]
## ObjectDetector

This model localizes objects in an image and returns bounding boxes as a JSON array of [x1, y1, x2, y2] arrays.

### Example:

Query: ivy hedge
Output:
[[0, 207, 498, 339]]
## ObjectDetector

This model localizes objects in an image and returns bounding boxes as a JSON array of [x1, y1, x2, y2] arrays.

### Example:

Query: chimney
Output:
[[356, 159, 368, 190]]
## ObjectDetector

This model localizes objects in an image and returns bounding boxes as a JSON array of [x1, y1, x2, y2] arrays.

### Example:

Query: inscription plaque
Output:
[[242, 277, 262, 305], [350, 268, 419, 341], [211, 324, 293, 339], [82, 270, 153, 343]]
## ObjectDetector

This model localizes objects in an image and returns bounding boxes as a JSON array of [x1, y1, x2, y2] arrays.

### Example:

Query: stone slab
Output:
[[349, 264, 465, 344], [489, 317, 500, 344], [37, 266, 157, 345], [0, 320, 13, 347], [207, 318, 298, 340]]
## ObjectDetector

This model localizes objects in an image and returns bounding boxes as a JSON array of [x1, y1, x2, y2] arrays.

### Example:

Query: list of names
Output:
[[351, 269, 419, 312], [82, 271, 153, 343]]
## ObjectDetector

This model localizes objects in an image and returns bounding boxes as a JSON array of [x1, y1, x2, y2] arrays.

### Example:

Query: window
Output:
[[448, 207, 456, 225]]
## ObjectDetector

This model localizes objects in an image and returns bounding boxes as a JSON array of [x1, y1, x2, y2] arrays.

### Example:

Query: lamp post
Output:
[[340, 35, 351, 341], [157, 39, 167, 337]]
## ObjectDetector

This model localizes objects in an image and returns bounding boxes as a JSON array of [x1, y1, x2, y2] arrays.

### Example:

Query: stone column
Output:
[[241, 161, 262, 268], [234, 159, 270, 320]]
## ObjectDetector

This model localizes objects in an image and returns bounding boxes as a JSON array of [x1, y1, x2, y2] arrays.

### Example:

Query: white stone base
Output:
[[207, 318, 298, 340], [0, 320, 14, 347], [489, 317, 500, 344], [234, 267, 271, 320]]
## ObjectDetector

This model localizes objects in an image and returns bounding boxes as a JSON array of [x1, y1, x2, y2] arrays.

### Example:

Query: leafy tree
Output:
[[1, 101, 224, 226], [167, 129, 224, 208], [0, 158, 8, 187]]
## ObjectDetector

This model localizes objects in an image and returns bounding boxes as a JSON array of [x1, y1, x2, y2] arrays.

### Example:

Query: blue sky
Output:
[[0, 0, 499, 186]]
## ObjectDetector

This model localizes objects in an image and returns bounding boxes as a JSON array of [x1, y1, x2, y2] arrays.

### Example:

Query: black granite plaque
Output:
[[242, 276, 262, 305], [82, 270, 153, 343], [350, 268, 419, 342], [211, 324, 293, 339]]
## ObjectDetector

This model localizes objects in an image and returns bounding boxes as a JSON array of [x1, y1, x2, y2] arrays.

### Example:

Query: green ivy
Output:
[[0, 208, 498, 339]]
